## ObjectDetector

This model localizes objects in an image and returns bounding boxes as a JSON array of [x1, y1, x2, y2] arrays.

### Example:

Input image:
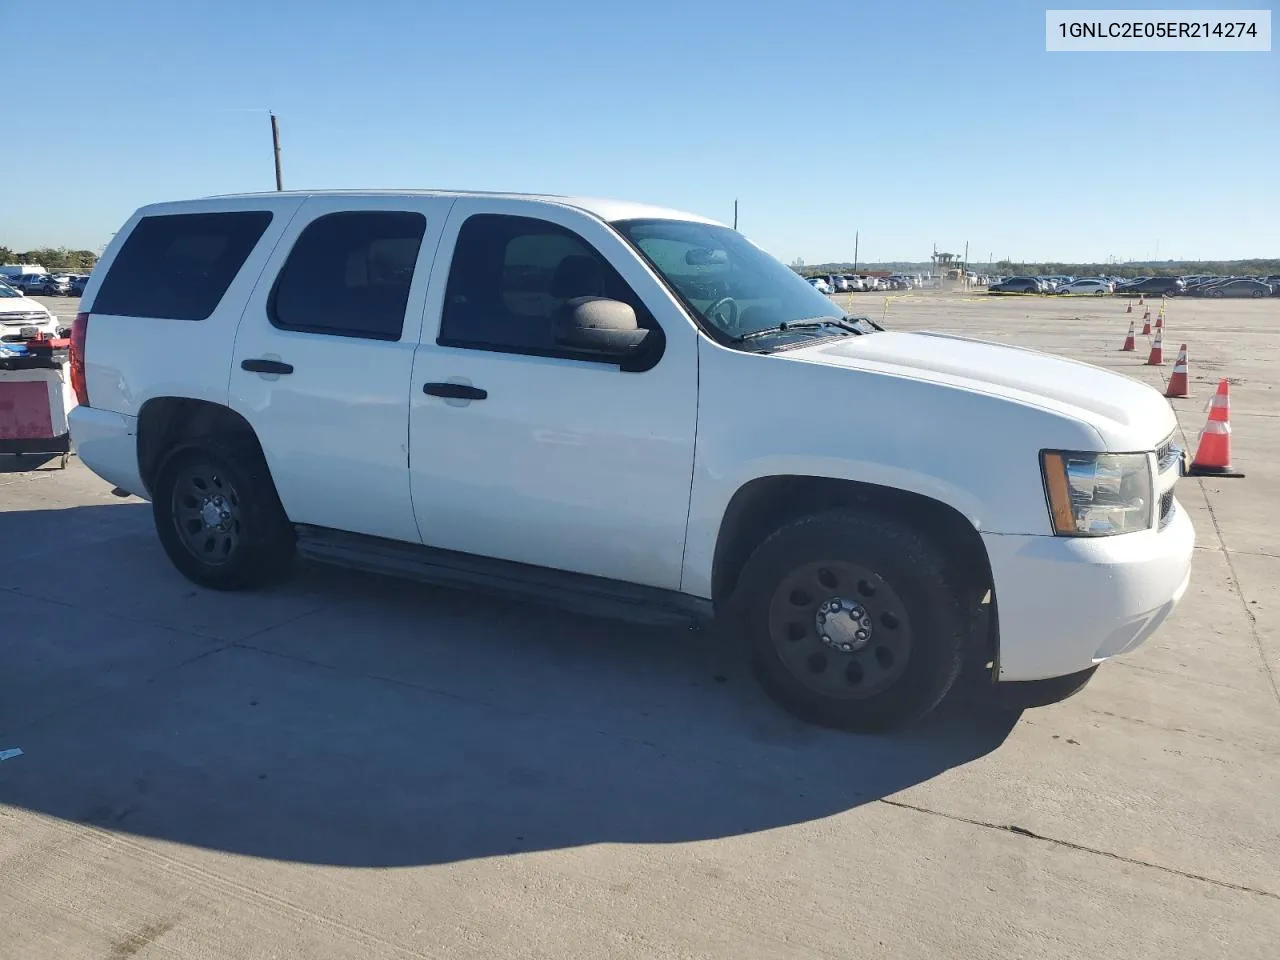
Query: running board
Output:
[[294, 526, 713, 628]]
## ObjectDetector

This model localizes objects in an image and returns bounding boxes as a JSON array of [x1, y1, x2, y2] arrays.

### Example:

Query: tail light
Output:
[[70, 312, 90, 407]]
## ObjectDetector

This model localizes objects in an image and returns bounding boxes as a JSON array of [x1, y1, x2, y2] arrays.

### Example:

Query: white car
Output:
[[1058, 279, 1115, 296], [806, 277, 833, 295], [69, 189, 1193, 731], [0, 281, 61, 343]]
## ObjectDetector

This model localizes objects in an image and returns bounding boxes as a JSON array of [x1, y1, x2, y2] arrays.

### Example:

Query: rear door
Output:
[[229, 195, 452, 543]]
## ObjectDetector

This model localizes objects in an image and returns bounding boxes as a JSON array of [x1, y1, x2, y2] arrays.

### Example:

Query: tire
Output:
[[732, 509, 967, 731], [152, 438, 295, 590], [1252, 290, 1264, 298]]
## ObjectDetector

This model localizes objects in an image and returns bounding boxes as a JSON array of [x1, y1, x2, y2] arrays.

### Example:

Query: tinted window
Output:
[[439, 214, 650, 354], [93, 211, 273, 320], [271, 211, 425, 340]]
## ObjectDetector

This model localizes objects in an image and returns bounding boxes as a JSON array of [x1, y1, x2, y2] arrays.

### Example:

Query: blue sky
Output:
[[3, 0, 1276, 263]]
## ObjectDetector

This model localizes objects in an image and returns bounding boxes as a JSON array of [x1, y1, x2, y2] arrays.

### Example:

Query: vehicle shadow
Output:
[[0, 502, 1020, 868], [0, 452, 66, 474]]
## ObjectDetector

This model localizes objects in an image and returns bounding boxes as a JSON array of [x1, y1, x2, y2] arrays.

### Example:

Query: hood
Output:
[[0, 294, 52, 320], [792, 330, 1176, 450]]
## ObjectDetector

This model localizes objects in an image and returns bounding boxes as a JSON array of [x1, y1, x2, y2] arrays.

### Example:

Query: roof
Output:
[[202, 189, 724, 226]]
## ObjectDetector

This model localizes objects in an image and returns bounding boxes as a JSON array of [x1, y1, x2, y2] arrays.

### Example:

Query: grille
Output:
[[1159, 490, 1175, 528], [1155, 435, 1183, 474]]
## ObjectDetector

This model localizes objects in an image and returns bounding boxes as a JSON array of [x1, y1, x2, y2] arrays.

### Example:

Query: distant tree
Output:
[[0, 246, 13, 264]]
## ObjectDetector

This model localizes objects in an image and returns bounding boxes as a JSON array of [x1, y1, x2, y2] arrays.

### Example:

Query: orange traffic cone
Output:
[[1155, 308, 1164, 330], [1125, 300, 1133, 314], [1187, 380, 1245, 477], [1143, 305, 1151, 322], [1165, 344, 1189, 398], [1146, 327, 1164, 365], [1141, 316, 1152, 335], [1121, 321, 1136, 351]]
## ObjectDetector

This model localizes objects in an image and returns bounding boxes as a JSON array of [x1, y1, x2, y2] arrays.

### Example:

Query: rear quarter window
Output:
[[92, 211, 273, 320]]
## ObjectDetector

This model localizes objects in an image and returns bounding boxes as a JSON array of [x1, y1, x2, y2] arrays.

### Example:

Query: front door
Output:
[[230, 195, 452, 543], [407, 200, 699, 590]]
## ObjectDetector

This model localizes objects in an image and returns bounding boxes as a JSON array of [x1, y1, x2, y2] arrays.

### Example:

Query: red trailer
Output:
[[0, 336, 76, 468]]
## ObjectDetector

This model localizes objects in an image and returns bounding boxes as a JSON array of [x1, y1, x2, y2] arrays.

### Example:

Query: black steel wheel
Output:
[[170, 460, 244, 566], [767, 560, 913, 701], [734, 508, 968, 731], [153, 439, 295, 590]]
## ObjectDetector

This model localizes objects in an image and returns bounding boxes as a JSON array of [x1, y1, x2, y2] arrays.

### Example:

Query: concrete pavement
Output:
[[1, 292, 1277, 958]]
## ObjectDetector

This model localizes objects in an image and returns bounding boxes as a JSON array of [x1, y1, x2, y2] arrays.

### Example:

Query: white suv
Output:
[[68, 190, 1194, 730]]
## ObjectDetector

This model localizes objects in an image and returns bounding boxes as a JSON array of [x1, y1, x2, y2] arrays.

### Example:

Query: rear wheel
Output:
[[733, 509, 967, 730], [153, 439, 295, 590]]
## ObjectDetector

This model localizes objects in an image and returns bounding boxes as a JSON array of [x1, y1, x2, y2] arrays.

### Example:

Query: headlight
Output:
[[1041, 451, 1153, 536]]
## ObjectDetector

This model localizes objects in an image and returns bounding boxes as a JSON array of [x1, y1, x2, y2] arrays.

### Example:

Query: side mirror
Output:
[[553, 297, 649, 357]]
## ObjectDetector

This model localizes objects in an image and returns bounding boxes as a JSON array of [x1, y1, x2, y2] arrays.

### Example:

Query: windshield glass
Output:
[[613, 219, 846, 340], [0, 284, 21, 298]]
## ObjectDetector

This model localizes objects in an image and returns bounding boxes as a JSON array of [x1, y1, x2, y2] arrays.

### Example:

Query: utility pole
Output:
[[270, 112, 284, 191], [852, 231, 859, 273], [963, 241, 969, 275], [733, 199, 738, 230]]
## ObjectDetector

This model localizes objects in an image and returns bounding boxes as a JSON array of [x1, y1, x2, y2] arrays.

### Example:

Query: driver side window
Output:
[[438, 214, 654, 357]]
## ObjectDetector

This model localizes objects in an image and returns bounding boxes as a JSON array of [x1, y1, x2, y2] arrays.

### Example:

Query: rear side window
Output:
[[93, 211, 273, 320], [270, 211, 426, 341]]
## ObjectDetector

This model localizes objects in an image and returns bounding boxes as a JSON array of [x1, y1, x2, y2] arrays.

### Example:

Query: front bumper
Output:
[[984, 502, 1195, 682]]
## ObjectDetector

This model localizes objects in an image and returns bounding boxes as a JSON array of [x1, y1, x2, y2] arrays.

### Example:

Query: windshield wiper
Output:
[[731, 316, 874, 344]]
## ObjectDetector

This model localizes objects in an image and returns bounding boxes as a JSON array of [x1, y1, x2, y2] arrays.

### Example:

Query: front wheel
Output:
[[733, 509, 967, 731], [153, 439, 295, 590]]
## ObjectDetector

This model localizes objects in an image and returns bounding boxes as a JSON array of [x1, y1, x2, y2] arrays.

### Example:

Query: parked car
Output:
[[0, 280, 60, 343], [1204, 279, 1272, 298], [69, 274, 91, 296], [828, 275, 850, 293], [11, 273, 62, 296], [989, 277, 1045, 293], [69, 189, 1194, 731], [806, 277, 833, 295], [1057, 278, 1114, 296], [1116, 277, 1185, 296], [841, 275, 866, 292]]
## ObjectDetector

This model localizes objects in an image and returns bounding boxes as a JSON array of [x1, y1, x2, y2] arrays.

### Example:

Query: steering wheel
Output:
[[704, 297, 740, 333]]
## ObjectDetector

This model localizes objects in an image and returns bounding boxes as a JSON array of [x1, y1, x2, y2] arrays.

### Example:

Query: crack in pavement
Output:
[[0, 605, 326, 739], [1193, 477, 1280, 713], [878, 797, 1280, 902]]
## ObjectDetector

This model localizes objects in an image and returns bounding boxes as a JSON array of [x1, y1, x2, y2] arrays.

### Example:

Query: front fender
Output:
[[680, 340, 1101, 598]]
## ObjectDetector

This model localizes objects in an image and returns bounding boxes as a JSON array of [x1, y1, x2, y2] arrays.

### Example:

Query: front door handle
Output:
[[424, 382, 487, 400], [241, 358, 294, 375]]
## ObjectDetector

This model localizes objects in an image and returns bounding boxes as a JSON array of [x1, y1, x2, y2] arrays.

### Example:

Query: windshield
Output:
[[0, 284, 21, 298], [613, 219, 847, 340]]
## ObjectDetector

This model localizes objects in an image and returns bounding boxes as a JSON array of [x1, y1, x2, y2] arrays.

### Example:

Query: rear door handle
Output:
[[241, 358, 294, 375], [424, 382, 487, 400]]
